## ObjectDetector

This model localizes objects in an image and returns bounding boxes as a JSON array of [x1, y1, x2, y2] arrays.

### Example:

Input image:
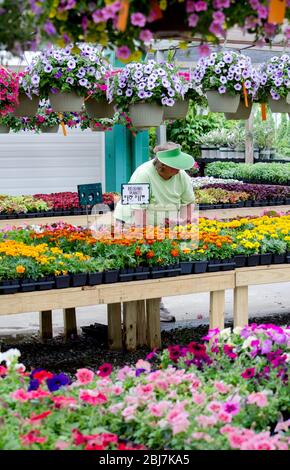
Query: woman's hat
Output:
[[156, 147, 195, 170]]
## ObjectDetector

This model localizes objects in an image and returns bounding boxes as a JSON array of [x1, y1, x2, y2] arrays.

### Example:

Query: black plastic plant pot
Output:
[[134, 266, 150, 281], [165, 264, 181, 277], [246, 255, 260, 267], [192, 261, 208, 274], [0, 214, 7, 220], [103, 269, 119, 284], [221, 259, 236, 271], [234, 255, 246, 268], [253, 200, 261, 207], [260, 253, 272, 265], [87, 272, 103, 286], [0, 280, 20, 295], [244, 201, 252, 207], [207, 260, 221, 273], [20, 278, 36, 293], [180, 261, 193, 275], [272, 254, 286, 264], [150, 266, 167, 279], [237, 201, 244, 208], [55, 275, 71, 289], [285, 198, 290, 205], [37, 276, 55, 291], [287, 253, 290, 263], [215, 204, 223, 209], [70, 273, 87, 287], [119, 268, 134, 282]]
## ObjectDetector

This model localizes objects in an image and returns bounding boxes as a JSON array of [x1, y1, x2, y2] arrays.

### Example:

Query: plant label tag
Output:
[[121, 183, 150, 205]]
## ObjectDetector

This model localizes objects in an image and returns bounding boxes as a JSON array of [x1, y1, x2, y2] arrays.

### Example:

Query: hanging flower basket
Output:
[[224, 100, 253, 120], [268, 97, 290, 113], [163, 99, 190, 120], [206, 91, 240, 113], [13, 93, 39, 117], [129, 103, 164, 129], [85, 99, 115, 119], [0, 124, 10, 133], [49, 92, 83, 113], [40, 125, 59, 133]]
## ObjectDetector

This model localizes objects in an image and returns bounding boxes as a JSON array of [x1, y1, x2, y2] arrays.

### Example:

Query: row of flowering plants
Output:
[[195, 183, 290, 208], [0, 324, 289, 450], [0, 192, 120, 218], [0, 214, 289, 291]]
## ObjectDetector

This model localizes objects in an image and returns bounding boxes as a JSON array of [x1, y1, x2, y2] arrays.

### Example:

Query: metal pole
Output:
[[245, 111, 254, 164]]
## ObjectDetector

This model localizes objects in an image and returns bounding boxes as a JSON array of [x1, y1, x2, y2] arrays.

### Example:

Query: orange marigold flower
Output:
[[170, 249, 179, 257], [146, 250, 155, 259], [16, 265, 26, 274], [135, 248, 141, 256]]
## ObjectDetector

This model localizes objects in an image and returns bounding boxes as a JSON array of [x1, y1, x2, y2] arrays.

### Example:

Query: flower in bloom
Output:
[[131, 12, 146, 27], [116, 46, 131, 60], [241, 367, 256, 379], [222, 400, 240, 415], [79, 390, 107, 406], [247, 392, 268, 408], [46, 373, 70, 392], [139, 29, 153, 43], [75, 368, 95, 385], [21, 430, 47, 446], [0, 365, 7, 376], [28, 411, 51, 424], [98, 363, 113, 378]]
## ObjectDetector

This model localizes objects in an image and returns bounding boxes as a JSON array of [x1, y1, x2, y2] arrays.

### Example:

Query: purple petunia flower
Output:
[[46, 373, 70, 392]]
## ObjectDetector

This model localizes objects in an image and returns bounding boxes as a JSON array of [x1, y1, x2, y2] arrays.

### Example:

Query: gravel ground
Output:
[[0, 312, 288, 374]]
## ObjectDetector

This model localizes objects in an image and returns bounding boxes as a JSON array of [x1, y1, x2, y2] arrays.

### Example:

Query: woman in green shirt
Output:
[[114, 142, 195, 322]]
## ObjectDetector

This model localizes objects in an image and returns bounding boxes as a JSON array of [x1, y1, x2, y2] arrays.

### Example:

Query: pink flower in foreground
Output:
[[79, 390, 107, 406], [198, 43, 211, 57], [196, 415, 218, 428], [52, 396, 77, 408], [97, 363, 113, 378], [0, 365, 7, 376], [247, 392, 268, 408], [11, 388, 29, 402], [21, 430, 47, 446], [139, 29, 153, 43], [214, 381, 231, 394], [217, 411, 232, 423], [135, 359, 151, 372], [76, 368, 95, 385], [222, 400, 240, 416]]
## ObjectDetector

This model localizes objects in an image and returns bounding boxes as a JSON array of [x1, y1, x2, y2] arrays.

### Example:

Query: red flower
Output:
[[241, 367, 256, 379], [97, 363, 113, 377], [28, 410, 51, 423], [33, 370, 54, 383], [146, 250, 155, 259]]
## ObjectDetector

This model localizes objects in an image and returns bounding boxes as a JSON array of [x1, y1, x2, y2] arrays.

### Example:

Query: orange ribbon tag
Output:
[[58, 113, 67, 136], [242, 82, 249, 108], [268, 0, 286, 24], [261, 103, 267, 121], [117, 0, 130, 32]]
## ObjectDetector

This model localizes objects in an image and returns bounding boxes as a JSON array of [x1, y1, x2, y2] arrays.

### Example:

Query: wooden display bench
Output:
[[0, 271, 234, 351], [234, 264, 290, 328]]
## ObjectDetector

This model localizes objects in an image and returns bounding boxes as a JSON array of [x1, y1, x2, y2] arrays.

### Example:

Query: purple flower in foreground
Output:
[[46, 373, 70, 392]]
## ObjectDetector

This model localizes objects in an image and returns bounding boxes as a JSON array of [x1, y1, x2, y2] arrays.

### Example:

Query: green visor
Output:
[[156, 147, 195, 171]]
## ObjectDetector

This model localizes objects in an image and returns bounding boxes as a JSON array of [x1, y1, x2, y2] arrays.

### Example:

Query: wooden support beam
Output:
[[209, 290, 225, 330], [234, 286, 249, 327], [146, 298, 161, 349], [39, 310, 53, 341], [136, 300, 147, 347], [123, 301, 137, 351], [63, 307, 77, 340], [107, 303, 122, 350]]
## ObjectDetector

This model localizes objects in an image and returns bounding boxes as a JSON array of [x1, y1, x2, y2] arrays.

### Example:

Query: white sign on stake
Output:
[[121, 183, 150, 205]]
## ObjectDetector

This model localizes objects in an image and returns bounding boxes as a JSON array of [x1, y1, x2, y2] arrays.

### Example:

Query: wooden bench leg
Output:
[[107, 303, 122, 350], [63, 308, 77, 340], [123, 301, 137, 351], [146, 298, 161, 349], [210, 290, 225, 330], [39, 310, 53, 341], [234, 286, 249, 328], [136, 300, 147, 347]]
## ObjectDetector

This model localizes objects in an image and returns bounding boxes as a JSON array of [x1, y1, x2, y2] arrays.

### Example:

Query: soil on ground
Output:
[[0, 313, 288, 374]]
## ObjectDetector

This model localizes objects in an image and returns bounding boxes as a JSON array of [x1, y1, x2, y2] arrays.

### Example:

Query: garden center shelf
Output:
[[0, 271, 235, 352]]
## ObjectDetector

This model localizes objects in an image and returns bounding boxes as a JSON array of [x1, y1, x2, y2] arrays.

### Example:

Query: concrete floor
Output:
[[0, 283, 289, 338]]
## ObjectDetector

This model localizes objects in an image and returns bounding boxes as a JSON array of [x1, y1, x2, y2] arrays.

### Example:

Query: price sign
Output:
[[121, 183, 150, 205]]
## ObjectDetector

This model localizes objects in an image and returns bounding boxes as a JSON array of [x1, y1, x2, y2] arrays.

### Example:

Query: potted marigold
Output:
[[107, 60, 186, 128], [26, 43, 110, 112], [193, 51, 259, 116]]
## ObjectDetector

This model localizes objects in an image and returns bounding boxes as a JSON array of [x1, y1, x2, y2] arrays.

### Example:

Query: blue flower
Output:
[[135, 368, 146, 377], [46, 373, 70, 392], [28, 379, 40, 392]]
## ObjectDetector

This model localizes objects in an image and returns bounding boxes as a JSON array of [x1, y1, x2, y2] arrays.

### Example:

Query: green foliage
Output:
[[205, 161, 290, 184], [166, 101, 235, 157]]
